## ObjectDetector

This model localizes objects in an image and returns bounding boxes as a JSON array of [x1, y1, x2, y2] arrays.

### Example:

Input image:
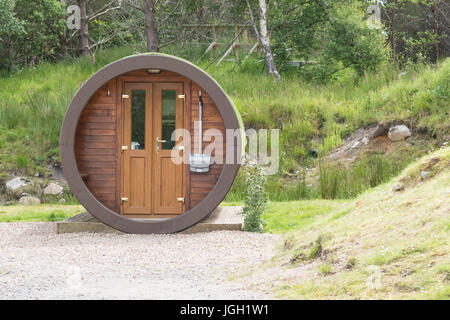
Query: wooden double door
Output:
[[121, 82, 184, 216]]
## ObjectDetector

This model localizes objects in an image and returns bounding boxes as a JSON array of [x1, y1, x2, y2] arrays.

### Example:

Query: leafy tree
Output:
[[268, 0, 329, 69], [14, 0, 66, 65], [382, 0, 448, 66], [0, 0, 25, 73], [0, 0, 65, 73], [75, 0, 122, 56], [302, 1, 389, 80], [323, 2, 388, 75]]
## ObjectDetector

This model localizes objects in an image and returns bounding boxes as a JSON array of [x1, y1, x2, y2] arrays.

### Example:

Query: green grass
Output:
[[1, 201, 237, 222], [208, 59, 449, 160], [0, 46, 448, 201], [221, 57, 449, 200], [0, 204, 83, 222], [318, 263, 333, 276], [0, 47, 136, 170], [251, 147, 450, 299], [263, 200, 347, 233], [318, 152, 419, 199]]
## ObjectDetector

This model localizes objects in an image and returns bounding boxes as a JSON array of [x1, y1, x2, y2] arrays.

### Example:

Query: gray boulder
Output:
[[361, 137, 370, 145], [6, 177, 28, 192], [19, 196, 41, 206], [388, 125, 411, 141], [43, 182, 63, 195], [393, 184, 405, 192], [421, 170, 430, 180]]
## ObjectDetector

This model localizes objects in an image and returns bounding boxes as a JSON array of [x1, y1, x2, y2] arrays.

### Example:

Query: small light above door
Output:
[[147, 68, 161, 74]]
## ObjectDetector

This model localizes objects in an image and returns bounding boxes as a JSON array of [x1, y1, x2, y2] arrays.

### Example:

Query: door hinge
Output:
[[177, 94, 185, 100], [122, 94, 129, 101], [121, 145, 129, 153], [177, 197, 185, 204], [121, 197, 128, 204]]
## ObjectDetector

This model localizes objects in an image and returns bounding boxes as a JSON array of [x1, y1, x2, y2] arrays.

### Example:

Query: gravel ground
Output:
[[0, 222, 279, 299]]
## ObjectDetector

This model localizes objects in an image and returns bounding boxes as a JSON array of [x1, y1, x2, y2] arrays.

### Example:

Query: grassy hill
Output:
[[245, 147, 449, 299], [0, 47, 448, 201]]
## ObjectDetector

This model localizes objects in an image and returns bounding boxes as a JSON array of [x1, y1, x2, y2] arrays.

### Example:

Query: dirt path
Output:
[[0, 222, 279, 299]]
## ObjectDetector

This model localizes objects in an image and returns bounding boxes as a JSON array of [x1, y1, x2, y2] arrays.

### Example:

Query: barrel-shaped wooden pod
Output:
[[60, 54, 244, 234]]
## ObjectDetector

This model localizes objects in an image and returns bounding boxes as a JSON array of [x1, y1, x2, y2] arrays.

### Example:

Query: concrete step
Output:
[[56, 206, 243, 234]]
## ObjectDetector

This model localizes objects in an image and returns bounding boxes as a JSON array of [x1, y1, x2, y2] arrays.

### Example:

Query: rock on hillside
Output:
[[388, 125, 412, 141], [325, 123, 416, 164], [43, 183, 63, 195], [6, 177, 29, 192]]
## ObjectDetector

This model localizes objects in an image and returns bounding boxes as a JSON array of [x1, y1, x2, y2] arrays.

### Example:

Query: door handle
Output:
[[156, 137, 167, 152]]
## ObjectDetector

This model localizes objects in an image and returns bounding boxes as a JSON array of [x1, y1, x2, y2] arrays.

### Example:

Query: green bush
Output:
[[0, 0, 66, 73], [241, 161, 268, 232]]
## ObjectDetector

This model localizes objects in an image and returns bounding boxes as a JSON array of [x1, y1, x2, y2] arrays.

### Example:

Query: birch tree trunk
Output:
[[144, 0, 159, 52], [246, 0, 280, 81], [79, 0, 90, 56]]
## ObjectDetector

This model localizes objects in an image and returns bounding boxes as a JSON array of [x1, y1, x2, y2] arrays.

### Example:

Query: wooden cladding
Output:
[[74, 72, 226, 215], [75, 79, 118, 212], [189, 83, 226, 209]]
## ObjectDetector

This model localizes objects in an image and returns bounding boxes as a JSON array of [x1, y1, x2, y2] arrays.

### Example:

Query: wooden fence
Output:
[[182, 24, 260, 65]]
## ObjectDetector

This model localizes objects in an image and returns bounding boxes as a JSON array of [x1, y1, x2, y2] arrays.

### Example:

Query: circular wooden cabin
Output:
[[60, 54, 243, 234]]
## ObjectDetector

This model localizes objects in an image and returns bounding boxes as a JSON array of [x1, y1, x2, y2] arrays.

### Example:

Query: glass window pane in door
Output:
[[161, 90, 176, 150], [131, 89, 145, 150]]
